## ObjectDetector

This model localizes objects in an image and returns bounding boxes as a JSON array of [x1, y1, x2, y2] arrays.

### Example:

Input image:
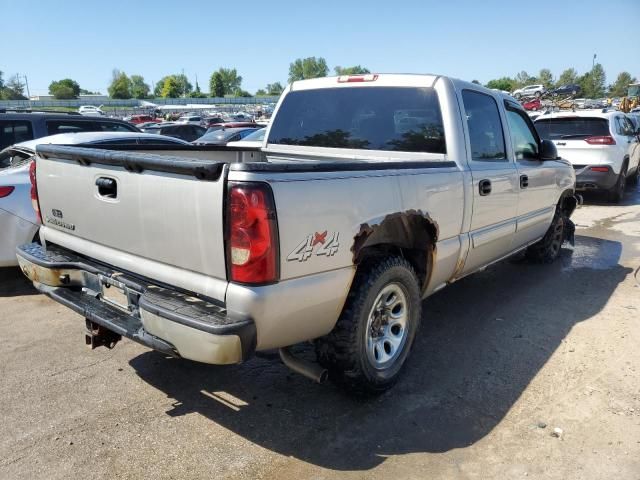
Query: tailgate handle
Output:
[[96, 177, 117, 198]]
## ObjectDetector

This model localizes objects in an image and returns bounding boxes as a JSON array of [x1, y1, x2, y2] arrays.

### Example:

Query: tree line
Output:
[[2, 60, 636, 101], [485, 66, 636, 98]]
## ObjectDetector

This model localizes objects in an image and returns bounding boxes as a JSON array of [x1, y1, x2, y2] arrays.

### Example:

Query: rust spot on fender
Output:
[[351, 209, 439, 263]]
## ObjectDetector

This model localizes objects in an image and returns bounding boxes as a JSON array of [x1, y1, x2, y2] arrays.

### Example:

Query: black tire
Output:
[[315, 256, 421, 395], [535, 91, 542, 98], [627, 166, 639, 186], [525, 209, 565, 263], [608, 167, 626, 203]]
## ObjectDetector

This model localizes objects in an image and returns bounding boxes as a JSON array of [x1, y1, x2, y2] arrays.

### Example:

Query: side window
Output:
[[462, 90, 507, 162], [99, 122, 135, 132], [505, 106, 540, 160], [621, 117, 635, 136], [46, 120, 95, 135], [0, 121, 34, 149]]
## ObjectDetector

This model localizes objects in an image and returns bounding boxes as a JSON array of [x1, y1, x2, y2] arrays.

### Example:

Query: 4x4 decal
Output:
[[287, 231, 340, 262]]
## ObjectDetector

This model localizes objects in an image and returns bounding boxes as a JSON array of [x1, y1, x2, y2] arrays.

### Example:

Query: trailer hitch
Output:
[[85, 319, 121, 349]]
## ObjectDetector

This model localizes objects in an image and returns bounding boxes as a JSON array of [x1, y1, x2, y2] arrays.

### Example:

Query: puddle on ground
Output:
[[561, 236, 624, 271]]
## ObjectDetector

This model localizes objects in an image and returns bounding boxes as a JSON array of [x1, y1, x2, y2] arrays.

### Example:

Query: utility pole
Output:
[[182, 68, 185, 98]]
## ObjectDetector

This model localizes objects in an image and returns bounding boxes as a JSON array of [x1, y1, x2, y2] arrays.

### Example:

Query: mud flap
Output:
[[563, 215, 576, 246]]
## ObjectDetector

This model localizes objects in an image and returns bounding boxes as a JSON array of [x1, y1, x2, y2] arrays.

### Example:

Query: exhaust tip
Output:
[[279, 347, 328, 384]]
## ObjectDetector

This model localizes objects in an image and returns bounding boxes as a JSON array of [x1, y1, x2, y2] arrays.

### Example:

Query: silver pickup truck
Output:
[[17, 74, 577, 394]]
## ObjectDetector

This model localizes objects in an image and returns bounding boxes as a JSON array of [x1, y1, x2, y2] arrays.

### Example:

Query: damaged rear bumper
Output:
[[16, 242, 255, 364]]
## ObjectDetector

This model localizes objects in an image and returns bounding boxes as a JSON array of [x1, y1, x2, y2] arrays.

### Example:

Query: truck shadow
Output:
[[129, 234, 630, 472], [0, 267, 37, 297]]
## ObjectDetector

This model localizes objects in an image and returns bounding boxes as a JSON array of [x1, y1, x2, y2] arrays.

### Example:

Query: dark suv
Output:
[[0, 110, 140, 150]]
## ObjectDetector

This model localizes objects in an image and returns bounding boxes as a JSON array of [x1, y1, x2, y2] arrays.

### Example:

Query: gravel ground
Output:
[[1, 188, 639, 480]]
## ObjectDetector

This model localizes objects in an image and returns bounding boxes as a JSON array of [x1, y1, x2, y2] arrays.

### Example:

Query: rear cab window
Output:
[[0, 120, 34, 150], [267, 87, 446, 154], [535, 117, 610, 140]]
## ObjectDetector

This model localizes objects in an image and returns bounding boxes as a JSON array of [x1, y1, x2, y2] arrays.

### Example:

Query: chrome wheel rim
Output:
[[365, 283, 409, 369]]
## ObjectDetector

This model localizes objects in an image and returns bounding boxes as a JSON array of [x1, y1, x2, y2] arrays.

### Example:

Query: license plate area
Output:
[[98, 275, 131, 312]]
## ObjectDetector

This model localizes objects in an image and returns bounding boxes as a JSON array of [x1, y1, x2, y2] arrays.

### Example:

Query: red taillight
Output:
[[227, 183, 278, 284], [337, 74, 379, 83], [29, 160, 42, 222], [0, 186, 14, 198], [585, 135, 616, 145], [589, 166, 610, 172]]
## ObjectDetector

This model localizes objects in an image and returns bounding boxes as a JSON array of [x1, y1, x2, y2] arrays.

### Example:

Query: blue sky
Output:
[[3, 0, 639, 95]]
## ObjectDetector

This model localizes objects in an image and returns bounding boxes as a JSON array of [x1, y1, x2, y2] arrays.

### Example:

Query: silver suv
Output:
[[512, 84, 545, 99]]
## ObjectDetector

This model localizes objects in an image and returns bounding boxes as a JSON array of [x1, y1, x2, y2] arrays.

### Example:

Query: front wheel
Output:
[[315, 256, 422, 395], [525, 210, 566, 263]]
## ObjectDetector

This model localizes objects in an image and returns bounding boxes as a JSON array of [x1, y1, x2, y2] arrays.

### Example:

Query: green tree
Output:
[[266, 82, 284, 95], [609, 71, 636, 97], [0, 71, 4, 91], [234, 89, 252, 97], [2, 74, 27, 99], [471, 79, 480, 84], [288, 57, 329, 82], [212, 68, 243, 95], [130, 75, 150, 99], [189, 81, 206, 98], [209, 72, 225, 97], [514, 71, 536, 88], [174, 74, 192, 97], [108, 70, 132, 99], [154, 76, 169, 97], [79, 88, 100, 95], [538, 68, 554, 89], [485, 77, 515, 92], [160, 76, 181, 98], [579, 63, 606, 98], [49, 78, 80, 99], [556, 68, 578, 87], [334, 65, 370, 75], [255, 89, 267, 96]]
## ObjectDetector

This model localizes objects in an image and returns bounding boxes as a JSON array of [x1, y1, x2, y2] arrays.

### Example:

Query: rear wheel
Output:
[[608, 167, 627, 203], [315, 256, 421, 395], [535, 91, 542, 98]]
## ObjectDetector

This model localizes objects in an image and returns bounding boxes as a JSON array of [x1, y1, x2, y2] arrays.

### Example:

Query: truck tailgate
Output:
[[34, 146, 229, 287]]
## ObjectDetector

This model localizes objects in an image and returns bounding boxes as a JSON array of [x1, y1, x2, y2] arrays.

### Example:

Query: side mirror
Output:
[[540, 139, 558, 160]]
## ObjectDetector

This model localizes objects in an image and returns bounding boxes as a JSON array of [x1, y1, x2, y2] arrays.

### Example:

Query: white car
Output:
[[176, 115, 203, 125], [0, 132, 191, 266], [534, 111, 640, 202], [78, 105, 105, 116], [225, 128, 266, 148], [512, 84, 545, 99]]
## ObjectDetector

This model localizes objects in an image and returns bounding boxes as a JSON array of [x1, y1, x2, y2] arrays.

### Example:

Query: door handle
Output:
[[96, 177, 117, 198], [479, 179, 492, 196], [520, 174, 529, 188]]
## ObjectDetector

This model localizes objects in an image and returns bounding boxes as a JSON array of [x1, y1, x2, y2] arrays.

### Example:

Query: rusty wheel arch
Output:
[[351, 210, 439, 291]]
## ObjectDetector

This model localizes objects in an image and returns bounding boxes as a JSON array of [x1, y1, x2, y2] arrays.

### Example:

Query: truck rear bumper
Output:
[[16, 242, 254, 365]]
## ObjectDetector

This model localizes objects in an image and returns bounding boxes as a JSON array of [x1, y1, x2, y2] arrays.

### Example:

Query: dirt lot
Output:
[[1, 189, 639, 480]]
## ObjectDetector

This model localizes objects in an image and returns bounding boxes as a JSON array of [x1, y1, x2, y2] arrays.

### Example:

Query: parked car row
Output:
[[513, 83, 582, 99]]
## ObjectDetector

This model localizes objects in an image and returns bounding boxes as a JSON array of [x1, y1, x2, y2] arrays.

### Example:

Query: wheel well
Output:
[[559, 189, 578, 217], [352, 211, 438, 288]]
